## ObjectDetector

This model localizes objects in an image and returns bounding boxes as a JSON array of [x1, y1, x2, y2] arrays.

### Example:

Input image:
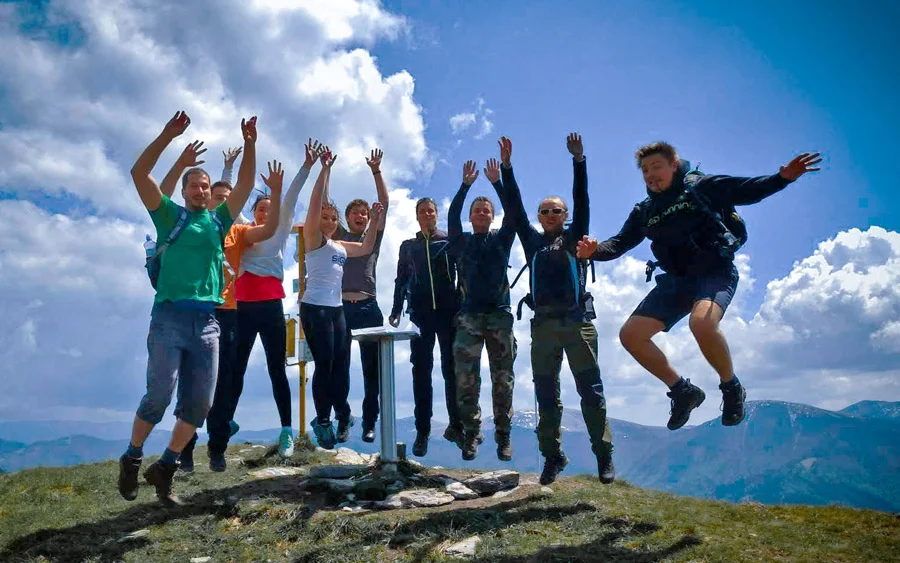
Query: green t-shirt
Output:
[[150, 195, 235, 304]]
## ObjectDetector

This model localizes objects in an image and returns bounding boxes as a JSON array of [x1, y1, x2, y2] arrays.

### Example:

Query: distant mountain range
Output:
[[2, 400, 898, 512]]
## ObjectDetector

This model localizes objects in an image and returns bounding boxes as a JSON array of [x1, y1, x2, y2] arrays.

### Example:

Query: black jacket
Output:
[[391, 229, 459, 322], [589, 160, 792, 276]]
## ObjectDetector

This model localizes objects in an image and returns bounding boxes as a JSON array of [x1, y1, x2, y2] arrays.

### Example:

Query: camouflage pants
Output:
[[531, 316, 613, 459], [454, 311, 517, 438]]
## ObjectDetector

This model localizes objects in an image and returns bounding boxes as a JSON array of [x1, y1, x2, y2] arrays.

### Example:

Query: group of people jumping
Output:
[[118, 110, 820, 506]]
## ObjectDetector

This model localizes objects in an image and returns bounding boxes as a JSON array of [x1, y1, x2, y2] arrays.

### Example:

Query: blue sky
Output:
[[0, 0, 897, 435]]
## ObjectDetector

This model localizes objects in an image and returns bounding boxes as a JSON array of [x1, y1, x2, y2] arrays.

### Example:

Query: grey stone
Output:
[[491, 485, 520, 499], [375, 489, 454, 509], [334, 448, 374, 465], [445, 536, 480, 556], [308, 464, 369, 479], [462, 470, 519, 495], [540, 486, 554, 494], [247, 466, 305, 480], [444, 482, 479, 500], [308, 478, 356, 494]]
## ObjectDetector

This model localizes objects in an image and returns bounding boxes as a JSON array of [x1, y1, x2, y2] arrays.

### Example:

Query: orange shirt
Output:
[[220, 224, 250, 310]]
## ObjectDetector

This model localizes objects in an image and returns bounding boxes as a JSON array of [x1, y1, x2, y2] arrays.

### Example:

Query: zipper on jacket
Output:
[[424, 233, 437, 310]]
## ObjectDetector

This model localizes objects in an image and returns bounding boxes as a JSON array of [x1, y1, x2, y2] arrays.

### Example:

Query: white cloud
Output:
[[449, 97, 494, 140], [449, 113, 476, 135]]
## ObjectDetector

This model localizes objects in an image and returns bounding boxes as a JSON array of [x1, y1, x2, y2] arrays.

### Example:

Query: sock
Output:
[[125, 443, 143, 459], [160, 448, 180, 466], [282, 426, 293, 436], [722, 375, 741, 387], [668, 377, 686, 390]]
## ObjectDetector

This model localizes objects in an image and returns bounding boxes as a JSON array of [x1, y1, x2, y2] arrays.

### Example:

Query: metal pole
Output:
[[292, 225, 308, 438], [378, 335, 397, 472]]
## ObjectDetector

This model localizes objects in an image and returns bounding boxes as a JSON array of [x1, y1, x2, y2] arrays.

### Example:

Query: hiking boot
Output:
[[143, 460, 183, 507], [496, 434, 512, 462], [362, 425, 376, 443], [208, 449, 227, 472], [461, 431, 479, 461], [311, 420, 336, 450], [666, 378, 706, 430], [118, 454, 142, 501], [720, 378, 747, 426], [179, 433, 198, 473], [412, 432, 429, 457], [597, 452, 615, 484], [278, 428, 295, 458], [229, 420, 240, 437], [337, 416, 355, 443], [539, 453, 569, 485], [443, 425, 464, 449]]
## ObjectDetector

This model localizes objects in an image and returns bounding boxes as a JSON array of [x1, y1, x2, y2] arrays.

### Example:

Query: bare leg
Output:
[[619, 315, 680, 386], [129, 416, 154, 448], [689, 299, 734, 383], [167, 420, 198, 453]]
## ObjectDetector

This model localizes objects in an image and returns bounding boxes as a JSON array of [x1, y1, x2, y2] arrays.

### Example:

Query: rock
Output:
[[444, 482, 479, 500], [334, 448, 373, 465], [406, 459, 424, 470], [307, 478, 356, 494], [225, 457, 244, 465], [462, 470, 519, 495], [338, 502, 351, 508], [315, 446, 339, 455], [346, 493, 356, 501], [354, 477, 388, 501], [190, 558, 211, 563], [432, 465, 445, 469], [247, 467, 305, 480], [445, 536, 480, 556], [519, 474, 541, 486], [375, 489, 454, 509], [118, 529, 150, 543], [308, 464, 369, 479], [492, 486, 520, 499], [250, 444, 267, 449], [540, 486, 554, 495]]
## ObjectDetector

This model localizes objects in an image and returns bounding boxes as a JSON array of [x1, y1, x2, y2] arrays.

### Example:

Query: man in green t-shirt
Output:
[[117, 111, 258, 506]]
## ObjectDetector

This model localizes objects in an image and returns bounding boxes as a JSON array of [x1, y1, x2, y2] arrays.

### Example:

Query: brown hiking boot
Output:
[[143, 460, 183, 507], [496, 433, 512, 462], [461, 431, 479, 461], [118, 454, 142, 501]]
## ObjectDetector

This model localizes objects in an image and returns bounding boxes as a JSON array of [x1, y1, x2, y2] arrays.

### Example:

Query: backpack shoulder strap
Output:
[[161, 208, 190, 250], [510, 262, 529, 289]]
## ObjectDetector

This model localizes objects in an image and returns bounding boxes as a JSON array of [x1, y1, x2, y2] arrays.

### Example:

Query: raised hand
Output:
[[779, 152, 822, 181], [241, 116, 258, 144], [567, 132, 583, 160], [463, 160, 479, 186], [177, 140, 207, 168], [499, 136, 512, 167], [162, 111, 191, 139], [370, 201, 385, 221], [223, 146, 242, 166], [366, 148, 384, 173], [304, 138, 323, 168], [320, 146, 338, 169], [483, 158, 500, 183], [576, 235, 598, 259], [260, 160, 284, 195]]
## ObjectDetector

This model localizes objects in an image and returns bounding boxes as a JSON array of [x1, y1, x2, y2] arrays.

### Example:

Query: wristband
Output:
[[373, 170, 382, 176]]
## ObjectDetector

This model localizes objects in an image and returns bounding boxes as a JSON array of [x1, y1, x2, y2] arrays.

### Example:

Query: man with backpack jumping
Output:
[[502, 134, 615, 486], [577, 142, 821, 430]]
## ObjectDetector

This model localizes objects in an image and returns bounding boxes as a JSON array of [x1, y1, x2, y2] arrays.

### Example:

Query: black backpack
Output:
[[644, 164, 748, 282]]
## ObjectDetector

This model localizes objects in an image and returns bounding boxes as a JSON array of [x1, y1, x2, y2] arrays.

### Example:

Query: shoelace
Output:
[[719, 385, 741, 412]]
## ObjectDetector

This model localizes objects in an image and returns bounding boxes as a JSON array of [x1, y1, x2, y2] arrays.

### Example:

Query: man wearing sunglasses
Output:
[[500, 134, 615, 487]]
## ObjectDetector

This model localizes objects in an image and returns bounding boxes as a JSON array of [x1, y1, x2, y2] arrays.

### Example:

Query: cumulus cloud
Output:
[[449, 97, 494, 140]]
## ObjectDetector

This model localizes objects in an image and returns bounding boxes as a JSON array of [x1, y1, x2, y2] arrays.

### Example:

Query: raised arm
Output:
[[221, 146, 242, 184], [304, 148, 337, 251], [342, 203, 385, 258], [449, 160, 478, 241], [498, 137, 540, 250], [701, 152, 822, 207], [225, 116, 259, 219], [277, 139, 319, 238], [484, 158, 515, 246], [366, 148, 389, 231], [567, 132, 589, 240], [243, 161, 284, 245], [576, 205, 646, 261], [160, 140, 207, 198], [389, 241, 412, 326], [131, 111, 191, 211]]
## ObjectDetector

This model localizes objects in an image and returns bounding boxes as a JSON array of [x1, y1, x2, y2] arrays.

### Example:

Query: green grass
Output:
[[1, 441, 898, 562]]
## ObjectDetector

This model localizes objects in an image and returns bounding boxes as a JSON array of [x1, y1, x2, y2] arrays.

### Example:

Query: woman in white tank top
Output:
[[300, 147, 384, 449]]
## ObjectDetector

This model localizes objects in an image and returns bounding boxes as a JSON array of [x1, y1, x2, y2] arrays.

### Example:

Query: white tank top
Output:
[[301, 238, 347, 307]]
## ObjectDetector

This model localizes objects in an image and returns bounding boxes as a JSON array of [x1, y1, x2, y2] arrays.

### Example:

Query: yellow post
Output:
[[289, 224, 308, 437]]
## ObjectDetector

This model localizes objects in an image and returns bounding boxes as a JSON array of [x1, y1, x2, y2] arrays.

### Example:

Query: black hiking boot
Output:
[[597, 452, 615, 484], [720, 378, 747, 426], [118, 454, 142, 501], [412, 432, 429, 457], [461, 431, 479, 461], [143, 460, 183, 507], [539, 453, 569, 485], [208, 449, 227, 472], [666, 378, 706, 430], [362, 425, 376, 443], [179, 433, 198, 473], [443, 425, 464, 449], [337, 416, 355, 443], [496, 433, 512, 462]]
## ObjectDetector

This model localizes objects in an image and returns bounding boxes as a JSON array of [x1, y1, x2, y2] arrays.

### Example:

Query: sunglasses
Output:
[[539, 208, 565, 216]]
